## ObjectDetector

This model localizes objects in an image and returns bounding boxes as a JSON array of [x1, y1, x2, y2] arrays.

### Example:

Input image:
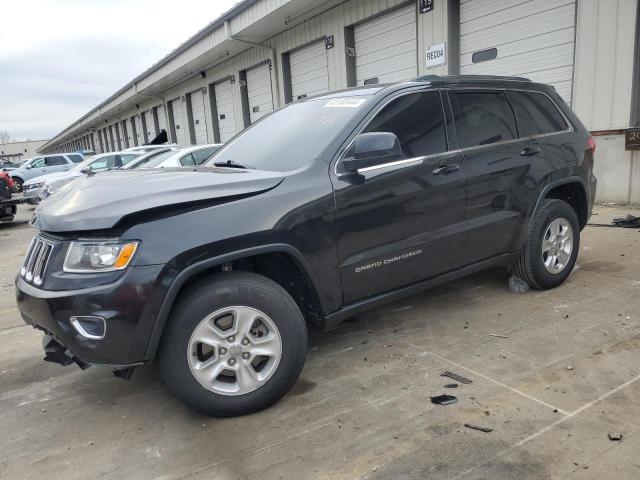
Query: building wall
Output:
[[0, 139, 49, 161]]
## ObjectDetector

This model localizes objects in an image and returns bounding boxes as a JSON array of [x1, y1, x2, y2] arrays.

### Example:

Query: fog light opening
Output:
[[70, 316, 106, 340]]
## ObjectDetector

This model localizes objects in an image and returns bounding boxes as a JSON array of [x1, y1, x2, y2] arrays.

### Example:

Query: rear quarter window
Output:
[[68, 154, 84, 163], [509, 91, 569, 137]]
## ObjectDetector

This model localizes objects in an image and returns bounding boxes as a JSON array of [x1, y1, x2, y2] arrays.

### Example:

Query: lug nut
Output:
[[227, 336, 235, 343], [219, 347, 227, 355], [242, 352, 250, 360], [228, 358, 236, 366], [241, 338, 249, 346]]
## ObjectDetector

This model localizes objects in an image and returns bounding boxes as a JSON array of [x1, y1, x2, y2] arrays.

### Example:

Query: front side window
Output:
[[180, 153, 196, 166], [120, 153, 140, 165], [509, 91, 569, 137], [90, 155, 113, 170], [30, 158, 46, 168], [363, 92, 447, 158], [46, 156, 67, 166], [453, 91, 517, 148]]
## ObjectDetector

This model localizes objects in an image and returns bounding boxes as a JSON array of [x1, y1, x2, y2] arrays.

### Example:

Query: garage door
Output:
[[214, 79, 238, 143], [143, 110, 156, 141], [170, 98, 187, 145], [246, 62, 274, 123], [290, 40, 329, 101], [135, 115, 145, 144], [354, 4, 417, 85], [459, 0, 576, 102], [156, 106, 167, 133], [189, 89, 208, 144]]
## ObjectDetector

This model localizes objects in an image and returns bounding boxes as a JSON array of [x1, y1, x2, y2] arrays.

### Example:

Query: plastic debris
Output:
[[612, 215, 640, 228], [508, 275, 530, 294], [430, 394, 457, 406], [444, 384, 458, 389], [608, 432, 622, 441], [441, 371, 473, 384], [489, 334, 509, 338], [464, 423, 493, 433]]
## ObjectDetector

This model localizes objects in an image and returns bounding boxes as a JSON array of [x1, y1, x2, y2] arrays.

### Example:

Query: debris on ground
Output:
[[489, 333, 509, 338], [508, 275, 530, 294], [430, 394, 458, 406], [464, 423, 493, 433], [567, 365, 574, 371], [612, 215, 640, 228], [444, 384, 458, 389], [441, 371, 473, 384], [608, 432, 622, 441]]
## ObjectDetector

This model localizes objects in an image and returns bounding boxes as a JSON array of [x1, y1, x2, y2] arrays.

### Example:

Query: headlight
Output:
[[63, 241, 139, 273]]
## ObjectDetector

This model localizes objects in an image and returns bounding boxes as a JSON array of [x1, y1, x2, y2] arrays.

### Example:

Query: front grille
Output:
[[20, 236, 54, 286]]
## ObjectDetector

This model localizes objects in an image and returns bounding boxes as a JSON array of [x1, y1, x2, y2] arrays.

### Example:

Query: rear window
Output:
[[138, 150, 176, 168], [68, 154, 84, 163], [453, 91, 517, 148], [509, 91, 569, 137]]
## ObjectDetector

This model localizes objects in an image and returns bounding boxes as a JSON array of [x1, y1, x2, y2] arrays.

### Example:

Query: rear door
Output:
[[44, 155, 71, 174], [333, 90, 466, 303], [214, 79, 237, 142], [449, 89, 544, 263]]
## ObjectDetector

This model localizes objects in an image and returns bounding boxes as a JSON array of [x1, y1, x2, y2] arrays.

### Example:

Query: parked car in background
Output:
[[124, 144, 178, 154], [15, 76, 596, 417], [1, 159, 23, 172], [78, 149, 96, 158], [121, 146, 182, 169], [0, 171, 22, 221], [28, 151, 144, 203], [134, 144, 221, 168], [10, 153, 84, 192]]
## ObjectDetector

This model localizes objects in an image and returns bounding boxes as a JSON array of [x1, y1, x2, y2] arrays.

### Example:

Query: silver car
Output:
[[27, 151, 143, 203], [10, 153, 84, 192]]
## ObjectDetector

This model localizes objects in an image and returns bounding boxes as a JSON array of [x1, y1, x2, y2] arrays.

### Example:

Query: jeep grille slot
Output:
[[21, 236, 53, 286]]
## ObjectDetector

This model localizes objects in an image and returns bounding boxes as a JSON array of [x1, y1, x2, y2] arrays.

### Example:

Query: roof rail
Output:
[[414, 74, 532, 83]]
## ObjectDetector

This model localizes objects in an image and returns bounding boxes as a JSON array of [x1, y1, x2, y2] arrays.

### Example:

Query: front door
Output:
[[448, 89, 544, 263], [333, 91, 467, 304]]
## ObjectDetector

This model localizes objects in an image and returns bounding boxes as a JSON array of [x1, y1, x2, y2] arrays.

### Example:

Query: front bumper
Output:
[[16, 264, 165, 367], [22, 185, 43, 200]]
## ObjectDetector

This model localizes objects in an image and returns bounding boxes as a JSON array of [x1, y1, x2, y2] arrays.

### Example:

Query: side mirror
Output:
[[342, 132, 402, 172], [25, 165, 32, 170]]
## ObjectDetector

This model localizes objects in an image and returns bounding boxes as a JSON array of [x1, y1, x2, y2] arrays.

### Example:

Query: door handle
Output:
[[520, 146, 541, 156], [432, 164, 460, 175]]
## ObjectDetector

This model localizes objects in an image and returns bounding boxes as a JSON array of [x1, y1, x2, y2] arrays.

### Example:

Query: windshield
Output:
[[204, 97, 369, 171]]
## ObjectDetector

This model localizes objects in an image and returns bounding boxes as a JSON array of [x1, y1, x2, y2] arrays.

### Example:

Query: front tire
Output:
[[513, 199, 580, 290], [159, 271, 307, 417]]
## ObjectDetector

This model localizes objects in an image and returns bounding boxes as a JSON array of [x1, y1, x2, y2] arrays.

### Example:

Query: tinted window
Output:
[[364, 92, 447, 157], [90, 155, 114, 170], [68, 154, 83, 163], [192, 146, 220, 165], [46, 156, 67, 166], [509, 91, 568, 136], [120, 153, 140, 165], [453, 91, 517, 148]]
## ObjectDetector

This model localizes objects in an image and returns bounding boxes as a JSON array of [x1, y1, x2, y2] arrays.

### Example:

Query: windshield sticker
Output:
[[324, 98, 366, 108]]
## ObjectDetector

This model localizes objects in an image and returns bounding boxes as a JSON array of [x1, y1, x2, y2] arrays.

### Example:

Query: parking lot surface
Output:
[[1, 204, 639, 480]]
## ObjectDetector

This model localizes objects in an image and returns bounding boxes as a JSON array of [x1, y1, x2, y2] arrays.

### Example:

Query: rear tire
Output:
[[512, 199, 580, 290], [159, 271, 307, 417]]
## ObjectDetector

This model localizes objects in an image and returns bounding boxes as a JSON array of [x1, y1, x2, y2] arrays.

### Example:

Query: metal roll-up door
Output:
[[156, 106, 167, 133], [144, 110, 156, 141], [190, 89, 208, 144], [354, 4, 417, 85], [290, 40, 329, 101], [246, 62, 274, 123], [135, 115, 145, 144], [459, 0, 576, 103], [214, 79, 237, 143], [170, 98, 187, 145]]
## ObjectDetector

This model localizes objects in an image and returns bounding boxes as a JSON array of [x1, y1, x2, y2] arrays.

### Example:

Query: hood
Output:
[[24, 171, 69, 185], [34, 167, 285, 232]]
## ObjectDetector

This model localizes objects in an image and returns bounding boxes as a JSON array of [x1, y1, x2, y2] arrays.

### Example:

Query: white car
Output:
[[133, 144, 221, 168], [124, 144, 178, 153], [25, 151, 143, 204]]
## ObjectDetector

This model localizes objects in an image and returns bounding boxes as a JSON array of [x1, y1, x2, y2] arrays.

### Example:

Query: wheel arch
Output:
[[531, 176, 588, 230], [144, 244, 326, 360]]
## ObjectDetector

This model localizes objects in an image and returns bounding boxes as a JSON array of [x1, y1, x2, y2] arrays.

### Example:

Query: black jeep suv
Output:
[[16, 75, 596, 416]]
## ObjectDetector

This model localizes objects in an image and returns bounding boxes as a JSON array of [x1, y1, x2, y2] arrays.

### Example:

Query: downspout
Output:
[[226, 21, 282, 106]]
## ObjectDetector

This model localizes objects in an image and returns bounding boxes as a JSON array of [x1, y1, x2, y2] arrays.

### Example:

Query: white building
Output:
[[1, 139, 49, 163], [39, 0, 640, 204]]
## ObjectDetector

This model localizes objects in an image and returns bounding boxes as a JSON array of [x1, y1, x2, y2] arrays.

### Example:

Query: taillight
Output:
[[587, 136, 596, 152]]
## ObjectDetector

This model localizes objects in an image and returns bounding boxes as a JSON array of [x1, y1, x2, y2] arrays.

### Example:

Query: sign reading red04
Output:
[[426, 43, 446, 69], [625, 128, 640, 150]]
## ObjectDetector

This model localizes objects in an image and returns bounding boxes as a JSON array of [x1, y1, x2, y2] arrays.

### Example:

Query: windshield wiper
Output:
[[213, 160, 250, 169]]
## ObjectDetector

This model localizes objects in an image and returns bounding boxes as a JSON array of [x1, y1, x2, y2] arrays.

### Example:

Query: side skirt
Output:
[[321, 252, 518, 330]]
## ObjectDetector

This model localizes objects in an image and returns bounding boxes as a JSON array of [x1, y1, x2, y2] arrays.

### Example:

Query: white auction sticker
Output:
[[324, 98, 366, 108]]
